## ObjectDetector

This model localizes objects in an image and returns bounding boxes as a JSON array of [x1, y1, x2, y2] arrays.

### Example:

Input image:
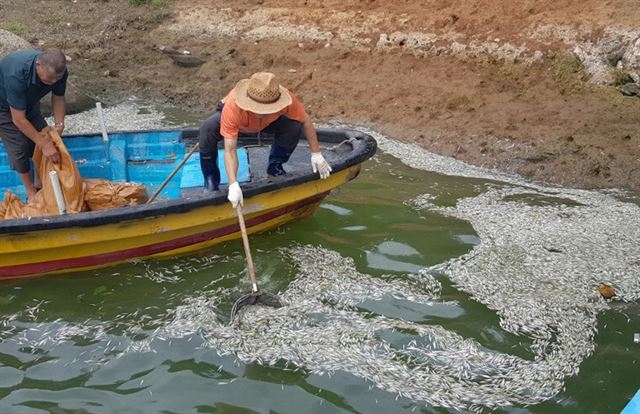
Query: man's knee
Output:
[[11, 140, 34, 173], [199, 112, 222, 137], [272, 116, 303, 149], [1, 131, 35, 174], [198, 112, 222, 153], [11, 152, 32, 174]]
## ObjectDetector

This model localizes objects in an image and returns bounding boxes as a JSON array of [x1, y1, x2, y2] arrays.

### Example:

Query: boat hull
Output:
[[0, 165, 360, 279]]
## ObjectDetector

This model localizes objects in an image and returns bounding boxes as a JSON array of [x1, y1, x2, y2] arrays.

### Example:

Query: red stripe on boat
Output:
[[0, 193, 328, 278]]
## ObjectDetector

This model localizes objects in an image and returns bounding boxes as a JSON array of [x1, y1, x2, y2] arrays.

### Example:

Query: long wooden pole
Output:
[[146, 142, 199, 204], [236, 205, 258, 293]]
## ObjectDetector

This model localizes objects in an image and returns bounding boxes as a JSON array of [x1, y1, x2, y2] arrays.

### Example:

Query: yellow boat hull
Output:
[[0, 166, 360, 280]]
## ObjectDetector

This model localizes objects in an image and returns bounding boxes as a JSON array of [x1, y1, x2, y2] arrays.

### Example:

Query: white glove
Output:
[[227, 182, 243, 208], [311, 152, 332, 179]]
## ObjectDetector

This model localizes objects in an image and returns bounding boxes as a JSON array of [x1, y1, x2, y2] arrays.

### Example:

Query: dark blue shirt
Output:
[[0, 50, 68, 112]]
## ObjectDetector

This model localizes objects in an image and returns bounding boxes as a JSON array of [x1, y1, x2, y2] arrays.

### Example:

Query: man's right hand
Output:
[[40, 132, 60, 164], [227, 182, 243, 208]]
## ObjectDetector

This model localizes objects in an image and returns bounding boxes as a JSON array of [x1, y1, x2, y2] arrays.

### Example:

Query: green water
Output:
[[0, 152, 638, 414]]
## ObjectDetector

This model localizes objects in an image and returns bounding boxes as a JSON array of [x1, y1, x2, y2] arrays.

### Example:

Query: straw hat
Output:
[[234, 72, 292, 114]]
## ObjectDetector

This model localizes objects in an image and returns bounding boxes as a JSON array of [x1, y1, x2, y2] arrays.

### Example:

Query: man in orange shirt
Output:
[[198, 72, 332, 207]]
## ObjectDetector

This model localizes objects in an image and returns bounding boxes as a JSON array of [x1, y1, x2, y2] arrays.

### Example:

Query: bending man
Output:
[[0, 48, 67, 202], [198, 71, 332, 208]]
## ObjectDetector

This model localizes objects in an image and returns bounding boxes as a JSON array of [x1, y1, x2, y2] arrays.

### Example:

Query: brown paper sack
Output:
[[25, 129, 87, 216], [84, 179, 149, 211], [0, 190, 26, 220]]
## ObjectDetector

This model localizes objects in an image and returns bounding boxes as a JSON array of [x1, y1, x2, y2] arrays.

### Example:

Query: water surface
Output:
[[0, 106, 638, 413]]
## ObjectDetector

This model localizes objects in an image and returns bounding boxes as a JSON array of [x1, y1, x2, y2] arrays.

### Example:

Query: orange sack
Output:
[[0, 190, 26, 220], [24, 128, 87, 217], [0, 129, 149, 220], [84, 179, 148, 211]]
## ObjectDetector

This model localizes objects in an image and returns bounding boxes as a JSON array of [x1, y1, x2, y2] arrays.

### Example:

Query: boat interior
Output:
[[0, 128, 362, 202]]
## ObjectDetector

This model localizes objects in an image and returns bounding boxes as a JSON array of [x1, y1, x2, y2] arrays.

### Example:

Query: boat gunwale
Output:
[[0, 127, 377, 234]]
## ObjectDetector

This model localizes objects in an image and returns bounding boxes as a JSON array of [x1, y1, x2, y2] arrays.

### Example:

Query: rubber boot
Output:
[[267, 145, 293, 178], [200, 152, 220, 192]]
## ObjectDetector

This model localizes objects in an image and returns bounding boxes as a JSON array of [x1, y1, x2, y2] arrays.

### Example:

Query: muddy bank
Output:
[[1, 0, 639, 192]]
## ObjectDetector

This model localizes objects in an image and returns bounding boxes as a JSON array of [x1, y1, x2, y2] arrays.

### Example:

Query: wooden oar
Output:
[[146, 143, 199, 204]]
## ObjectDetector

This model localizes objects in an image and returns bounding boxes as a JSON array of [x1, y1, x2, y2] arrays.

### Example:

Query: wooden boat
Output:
[[0, 128, 377, 280]]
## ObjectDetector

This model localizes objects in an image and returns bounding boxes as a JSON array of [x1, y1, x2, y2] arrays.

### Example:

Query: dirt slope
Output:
[[2, 0, 639, 191]]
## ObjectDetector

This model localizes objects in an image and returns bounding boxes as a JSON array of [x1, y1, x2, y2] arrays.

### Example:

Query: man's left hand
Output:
[[311, 152, 332, 179]]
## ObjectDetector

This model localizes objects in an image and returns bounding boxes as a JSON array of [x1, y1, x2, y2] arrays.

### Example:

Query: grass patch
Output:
[[552, 51, 588, 94], [445, 95, 472, 111], [0, 21, 26, 34], [498, 62, 528, 81], [44, 11, 65, 26]]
